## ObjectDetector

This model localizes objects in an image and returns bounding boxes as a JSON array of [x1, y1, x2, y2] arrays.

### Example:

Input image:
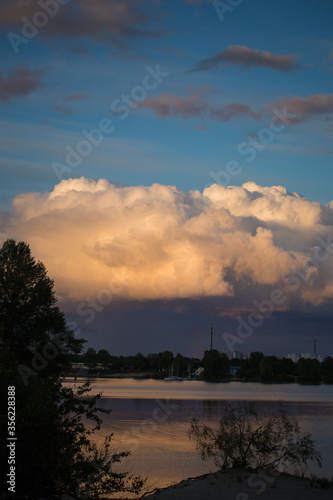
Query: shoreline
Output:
[[138, 468, 333, 500], [66, 373, 332, 385]]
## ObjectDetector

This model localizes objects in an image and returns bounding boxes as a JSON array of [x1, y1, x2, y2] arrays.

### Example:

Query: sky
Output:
[[1, 0, 333, 358]]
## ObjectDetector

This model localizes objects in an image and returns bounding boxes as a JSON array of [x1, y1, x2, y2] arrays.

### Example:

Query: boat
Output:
[[164, 376, 185, 381]]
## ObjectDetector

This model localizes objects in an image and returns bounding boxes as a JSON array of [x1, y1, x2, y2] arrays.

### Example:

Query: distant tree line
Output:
[[72, 348, 202, 378], [235, 351, 333, 384], [72, 348, 333, 384]]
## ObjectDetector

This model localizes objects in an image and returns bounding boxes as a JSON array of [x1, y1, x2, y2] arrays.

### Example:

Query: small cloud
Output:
[[51, 92, 92, 114], [210, 103, 260, 122], [62, 44, 91, 57], [51, 105, 73, 115], [191, 45, 303, 73], [267, 93, 333, 124], [197, 125, 207, 131], [0, 64, 46, 102], [63, 93, 92, 102], [141, 87, 210, 119], [141, 87, 259, 122], [161, 45, 184, 58]]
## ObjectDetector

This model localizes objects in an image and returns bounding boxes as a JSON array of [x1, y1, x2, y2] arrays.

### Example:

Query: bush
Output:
[[188, 401, 322, 471]]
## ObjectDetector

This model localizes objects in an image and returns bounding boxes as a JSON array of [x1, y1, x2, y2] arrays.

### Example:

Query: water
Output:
[[64, 378, 333, 492]]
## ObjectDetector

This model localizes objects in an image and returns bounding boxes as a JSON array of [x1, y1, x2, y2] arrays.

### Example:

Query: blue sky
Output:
[[1, 0, 333, 357], [1, 0, 333, 206]]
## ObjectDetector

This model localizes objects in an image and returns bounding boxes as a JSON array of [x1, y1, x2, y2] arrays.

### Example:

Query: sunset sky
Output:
[[1, 0, 333, 357]]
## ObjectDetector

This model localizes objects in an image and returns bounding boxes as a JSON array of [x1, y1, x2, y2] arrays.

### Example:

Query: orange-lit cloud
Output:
[[4, 178, 333, 307]]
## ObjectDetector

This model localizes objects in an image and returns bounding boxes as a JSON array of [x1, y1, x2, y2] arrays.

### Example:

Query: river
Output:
[[64, 378, 333, 492]]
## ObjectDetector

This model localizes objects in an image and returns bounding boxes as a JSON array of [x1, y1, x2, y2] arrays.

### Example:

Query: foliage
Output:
[[188, 401, 322, 471], [0, 239, 83, 377], [0, 239, 145, 498], [259, 356, 295, 382], [321, 356, 333, 384], [203, 349, 229, 381], [239, 352, 264, 381], [297, 358, 321, 384], [84, 347, 99, 367]]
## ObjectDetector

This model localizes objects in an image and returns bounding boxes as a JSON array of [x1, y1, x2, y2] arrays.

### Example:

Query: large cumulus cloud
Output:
[[4, 178, 333, 308]]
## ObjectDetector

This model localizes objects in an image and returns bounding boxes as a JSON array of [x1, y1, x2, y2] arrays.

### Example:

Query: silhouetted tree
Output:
[[133, 352, 149, 371], [189, 401, 322, 471], [248, 351, 264, 380], [84, 347, 98, 367], [0, 239, 145, 498], [297, 358, 321, 384], [147, 352, 159, 370], [321, 356, 333, 383], [97, 349, 112, 370], [203, 350, 229, 381], [158, 350, 174, 371]]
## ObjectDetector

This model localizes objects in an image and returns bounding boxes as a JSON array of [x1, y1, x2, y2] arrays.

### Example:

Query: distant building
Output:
[[221, 350, 247, 360], [285, 353, 325, 363], [229, 365, 241, 376], [71, 362, 88, 369], [286, 353, 300, 363]]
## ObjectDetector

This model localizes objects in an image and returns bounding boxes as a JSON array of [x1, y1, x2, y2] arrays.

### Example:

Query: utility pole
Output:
[[314, 338, 317, 357], [210, 325, 213, 351]]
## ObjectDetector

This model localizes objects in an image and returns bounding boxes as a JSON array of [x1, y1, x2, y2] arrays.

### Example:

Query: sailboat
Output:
[[164, 361, 184, 381]]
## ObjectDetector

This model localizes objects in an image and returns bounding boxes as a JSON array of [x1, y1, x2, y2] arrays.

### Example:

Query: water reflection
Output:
[[64, 379, 333, 490], [65, 377, 333, 402]]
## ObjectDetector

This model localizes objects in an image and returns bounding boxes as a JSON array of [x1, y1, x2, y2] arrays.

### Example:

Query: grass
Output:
[[309, 474, 333, 489]]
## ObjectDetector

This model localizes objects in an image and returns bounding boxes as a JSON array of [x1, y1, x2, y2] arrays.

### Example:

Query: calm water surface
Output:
[[64, 378, 333, 492]]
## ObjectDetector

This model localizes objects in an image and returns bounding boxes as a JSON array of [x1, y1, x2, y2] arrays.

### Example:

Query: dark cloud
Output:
[[51, 105, 73, 115], [1, 0, 166, 53], [266, 93, 333, 124], [142, 86, 333, 125], [209, 103, 260, 122], [0, 64, 46, 102], [63, 93, 92, 102], [63, 298, 333, 358], [191, 45, 302, 72], [141, 87, 259, 122], [51, 92, 92, 114]]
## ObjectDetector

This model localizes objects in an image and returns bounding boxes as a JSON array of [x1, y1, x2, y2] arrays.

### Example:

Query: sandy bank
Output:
[[140, 468, 333, 500]]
